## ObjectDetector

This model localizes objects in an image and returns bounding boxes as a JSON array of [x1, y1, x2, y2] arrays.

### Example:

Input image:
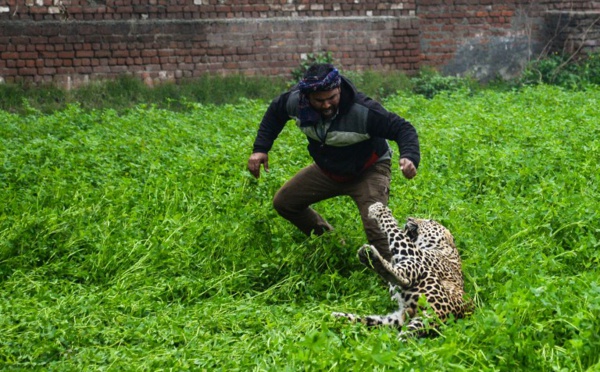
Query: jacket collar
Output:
[[337, 75, 357, 116]]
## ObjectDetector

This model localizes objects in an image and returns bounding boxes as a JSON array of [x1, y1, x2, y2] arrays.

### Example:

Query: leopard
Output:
[[333, 202, 471, 339]]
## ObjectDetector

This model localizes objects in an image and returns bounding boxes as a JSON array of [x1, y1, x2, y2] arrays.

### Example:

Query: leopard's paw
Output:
[[358, 244, 382, 268]]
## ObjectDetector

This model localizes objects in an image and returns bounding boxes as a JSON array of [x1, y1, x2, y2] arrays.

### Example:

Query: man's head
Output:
[[299, 64, 342, 120]]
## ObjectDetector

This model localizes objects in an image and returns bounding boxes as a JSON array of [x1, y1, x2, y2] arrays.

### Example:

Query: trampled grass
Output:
[[1, 85, 599, 370]]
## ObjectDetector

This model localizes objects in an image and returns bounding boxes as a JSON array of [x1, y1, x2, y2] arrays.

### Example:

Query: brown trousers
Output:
[[272, 160, 393, 260]]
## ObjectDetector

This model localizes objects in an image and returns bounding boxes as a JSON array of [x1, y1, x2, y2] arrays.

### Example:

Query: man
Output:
[[247, 63, 420, 261]]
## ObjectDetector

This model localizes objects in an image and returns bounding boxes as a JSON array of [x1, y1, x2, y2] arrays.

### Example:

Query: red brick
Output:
[[58, 51, 75, 58], [38, 67, 57, 75], [1, 52, 19, 60], [113, 50, 129, 57], [141, 50, 157, 57], [18, 67, 37, 75], [20, 52, 39, 59], [76, 51, 94, 58], [158, 49, 174, 57]]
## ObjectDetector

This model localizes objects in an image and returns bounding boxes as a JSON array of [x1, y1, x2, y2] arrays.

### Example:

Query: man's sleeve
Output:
[[368, 109, 421, 169], [252, 92, 293, 154]]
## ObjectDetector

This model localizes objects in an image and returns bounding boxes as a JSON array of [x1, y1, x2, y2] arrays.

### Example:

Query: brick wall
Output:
[[0, 1, 420, 87], [418, 0, 600, 80], [0, 16, 420, 87], [0, 0, 599, 87]]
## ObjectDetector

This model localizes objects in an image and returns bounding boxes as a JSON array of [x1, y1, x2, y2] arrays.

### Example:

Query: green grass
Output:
[[0, 74, 291, 114], [1, 85, 599, 370]]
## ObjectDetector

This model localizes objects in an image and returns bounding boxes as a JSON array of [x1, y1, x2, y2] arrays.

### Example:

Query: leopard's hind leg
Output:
[[397, 316, 442, 340]]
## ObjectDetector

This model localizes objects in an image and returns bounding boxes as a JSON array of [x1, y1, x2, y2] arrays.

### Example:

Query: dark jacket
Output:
[[252, 76, 420, 179]]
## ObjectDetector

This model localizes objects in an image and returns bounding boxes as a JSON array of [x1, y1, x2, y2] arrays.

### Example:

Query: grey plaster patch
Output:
[[443, 36, 542, 82]]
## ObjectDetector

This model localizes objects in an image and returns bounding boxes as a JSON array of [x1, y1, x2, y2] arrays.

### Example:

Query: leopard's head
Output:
[[404, 218, 455, 248]]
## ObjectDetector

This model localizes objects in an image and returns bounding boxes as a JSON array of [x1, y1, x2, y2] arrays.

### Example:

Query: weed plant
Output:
[[1, 85, 599, 370], [520, 52, 600, 88]]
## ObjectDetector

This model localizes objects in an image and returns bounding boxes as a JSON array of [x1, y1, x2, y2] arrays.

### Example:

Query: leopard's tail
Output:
[[332, 310, 405, 328]]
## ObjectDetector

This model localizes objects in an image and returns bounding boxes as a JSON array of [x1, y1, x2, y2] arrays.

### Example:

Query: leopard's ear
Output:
[[405, 218, 418, 241], [405, 217, 418, 231]]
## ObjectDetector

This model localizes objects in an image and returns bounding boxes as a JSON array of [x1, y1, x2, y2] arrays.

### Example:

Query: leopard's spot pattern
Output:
[[332, 202, 471, 339]]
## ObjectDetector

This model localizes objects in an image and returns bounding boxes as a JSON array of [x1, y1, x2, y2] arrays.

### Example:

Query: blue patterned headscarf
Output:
[[298, 68, 342, 94]]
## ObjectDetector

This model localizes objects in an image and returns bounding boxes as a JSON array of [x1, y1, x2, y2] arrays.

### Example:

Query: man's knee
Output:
[[272, 189, 286, 216], [273, 187, 304, 218]]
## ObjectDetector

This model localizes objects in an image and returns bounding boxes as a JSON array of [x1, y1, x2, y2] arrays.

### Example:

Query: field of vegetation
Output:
[[1, 83, 599, 370]]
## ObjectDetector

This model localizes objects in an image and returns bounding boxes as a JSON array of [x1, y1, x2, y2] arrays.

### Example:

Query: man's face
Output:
[[308, 87, 341, 120]]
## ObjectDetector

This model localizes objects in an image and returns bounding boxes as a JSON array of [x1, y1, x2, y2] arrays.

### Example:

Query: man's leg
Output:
[[273, 164, 341, 236], [347, 160, 393, 261]]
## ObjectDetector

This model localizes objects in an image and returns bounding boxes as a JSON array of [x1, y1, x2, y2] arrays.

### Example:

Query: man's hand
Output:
[[399, 158, 417, 179], [248, 152, 269, 179]]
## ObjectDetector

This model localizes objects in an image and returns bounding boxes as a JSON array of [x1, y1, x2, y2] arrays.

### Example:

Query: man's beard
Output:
[[320, 106, 338, 119]]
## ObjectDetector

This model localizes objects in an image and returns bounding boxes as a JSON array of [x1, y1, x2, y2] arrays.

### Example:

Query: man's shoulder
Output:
[[284, 90, 301, 117], [351, 92, 389, 117]]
